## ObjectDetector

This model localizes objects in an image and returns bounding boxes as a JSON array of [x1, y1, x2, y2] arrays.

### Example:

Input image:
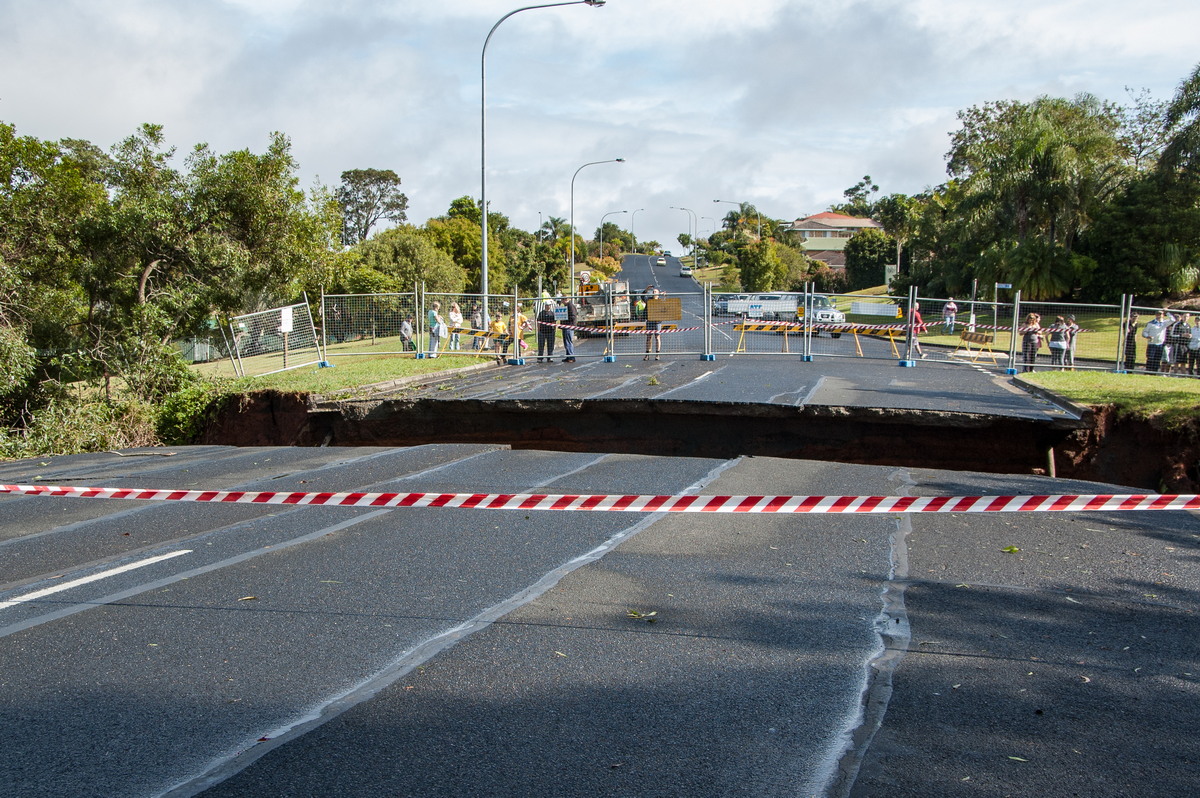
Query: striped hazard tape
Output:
[[2, 484, 1197, 514]]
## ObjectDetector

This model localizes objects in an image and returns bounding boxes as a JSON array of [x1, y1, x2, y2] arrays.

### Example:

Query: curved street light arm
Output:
[[481, 0, 605, 318], [569, 157, 625, 288]]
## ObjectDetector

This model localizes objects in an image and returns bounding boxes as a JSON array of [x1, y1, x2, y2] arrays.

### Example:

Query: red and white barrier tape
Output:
[[543, 321, 706, 335], [2, 484, 1197, 513]]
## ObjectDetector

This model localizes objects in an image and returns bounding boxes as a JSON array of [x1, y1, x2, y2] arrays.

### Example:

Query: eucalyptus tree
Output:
[[335, 168, 408, 246]]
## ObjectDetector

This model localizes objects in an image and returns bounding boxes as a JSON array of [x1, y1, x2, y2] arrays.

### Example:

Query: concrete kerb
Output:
[[1011, 374, 1094, 421]]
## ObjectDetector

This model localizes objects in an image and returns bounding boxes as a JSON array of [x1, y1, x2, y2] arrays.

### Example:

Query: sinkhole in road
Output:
[[200, 392, 1190, 488]]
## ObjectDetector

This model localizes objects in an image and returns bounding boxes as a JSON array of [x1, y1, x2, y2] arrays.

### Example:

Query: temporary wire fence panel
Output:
[[322, 293, 418, 358], [806, 292, 907, 362], [424, 293, 495, 359], [1124, 303, 1200, 377], [1005, 300, 1124, 374], [605, 290, 705, 360], [227, 301, 322, 377]]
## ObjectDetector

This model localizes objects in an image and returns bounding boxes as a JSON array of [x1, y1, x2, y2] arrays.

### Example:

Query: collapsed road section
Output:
[[191, 390, 1200, 491]]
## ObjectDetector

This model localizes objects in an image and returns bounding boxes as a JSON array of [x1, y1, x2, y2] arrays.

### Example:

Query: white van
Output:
[[725, 293, 801, 320]]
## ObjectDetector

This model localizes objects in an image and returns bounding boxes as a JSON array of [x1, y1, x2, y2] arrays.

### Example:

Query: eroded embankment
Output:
[[197, 391, 1200, 492]]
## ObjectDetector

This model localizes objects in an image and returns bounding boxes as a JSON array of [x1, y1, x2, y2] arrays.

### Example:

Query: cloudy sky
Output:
[[2, 0, 1198, 250]]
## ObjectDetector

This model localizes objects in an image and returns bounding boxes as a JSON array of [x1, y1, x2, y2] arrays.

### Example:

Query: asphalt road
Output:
[[2, 444, 1197, 797], [396, 254, 1076, 423], [0, 259, 1193, 796]]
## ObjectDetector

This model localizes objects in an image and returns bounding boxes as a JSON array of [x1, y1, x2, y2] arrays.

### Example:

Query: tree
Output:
[[335, 168, 408, 246], [1118, 87, 1174, 172], [844, 228, 896, 291], [357, 226, 465, 293], [873, 193, 921, 274], [424, 197, 511, 292], [831, 175, 880, 217], [0, 123, 105, 350], [737, 240, 786, 291], [1161, 61, 1200, 175], [945, 95, 1126, 297]]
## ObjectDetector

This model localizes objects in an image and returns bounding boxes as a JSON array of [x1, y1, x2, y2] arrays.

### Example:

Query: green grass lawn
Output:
[[193, 348, 488, 396], [1024, 370, 1200, 430]]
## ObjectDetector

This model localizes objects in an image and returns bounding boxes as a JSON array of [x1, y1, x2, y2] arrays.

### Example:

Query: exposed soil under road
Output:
[[198, 392, 1199, 492]]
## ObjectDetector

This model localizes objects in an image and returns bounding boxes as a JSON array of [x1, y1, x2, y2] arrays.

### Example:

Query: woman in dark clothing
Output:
[[536, 301, 557, 363], [1123, 312, 1140, 371]]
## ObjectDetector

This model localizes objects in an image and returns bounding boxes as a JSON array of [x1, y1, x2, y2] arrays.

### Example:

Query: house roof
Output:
[[798, 237, 849, 252], [806, 250, 846, 268], [791, 211, 881, 230]]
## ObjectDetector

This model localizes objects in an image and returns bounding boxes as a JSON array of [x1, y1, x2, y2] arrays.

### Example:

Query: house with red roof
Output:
[[780, 211, 882, 269]]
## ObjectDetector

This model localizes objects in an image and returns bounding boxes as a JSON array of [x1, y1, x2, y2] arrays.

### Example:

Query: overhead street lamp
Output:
[[481, 0, 606, 319], [570, 157, 625, 288], [669, 205, 697, 263], [630, 208, 645, 254], [598, 210, 628, 261], [714, 198, 761, 238]]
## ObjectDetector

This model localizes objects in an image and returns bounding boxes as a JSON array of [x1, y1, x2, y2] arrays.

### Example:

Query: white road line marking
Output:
[[656, 369, 718, 398], [0, 550, 192, 610]]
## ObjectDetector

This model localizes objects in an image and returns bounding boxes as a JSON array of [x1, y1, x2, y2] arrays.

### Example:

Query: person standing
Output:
[[509, 303, 530, 362], [1064, 315, 1080, 369], [1141, 310, 1170, 372], [942, 298, 958, 333], [447, 302, 464, 351], [470, 302, 485, 351], [400, 316, 417, 352], [910, 302, 928, 359], [489, 308, 509, 364], [559, 294, 578, 362], [1122, 312, 1140, 371], [1020, 313, 1042, 373], [1047, 316, 1069, 369], [644, 288, 662, 361], [1165, 311, 1191, 374], [1187, 314, 1200, 376], [535, 300, 557, 363], [426, 301, 445, 358]]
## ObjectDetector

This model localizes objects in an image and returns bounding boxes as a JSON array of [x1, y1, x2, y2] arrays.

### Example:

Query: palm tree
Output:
[[1162, 61, 1200, 173]]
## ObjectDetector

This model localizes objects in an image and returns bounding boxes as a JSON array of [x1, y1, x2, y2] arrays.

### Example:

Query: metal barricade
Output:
[[322, 292, 418, 358], [227, 297, 322, 377]]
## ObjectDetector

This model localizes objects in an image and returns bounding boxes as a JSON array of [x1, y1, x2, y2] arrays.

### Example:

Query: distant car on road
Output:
[[679, 265, 693, 277], [663, 250, 672, 257], [654, 256, 667, 266]]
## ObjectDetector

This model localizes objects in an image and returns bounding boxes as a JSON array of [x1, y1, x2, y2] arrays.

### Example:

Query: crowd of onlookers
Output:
[[1018, 309, 1199, 375], [415, 295, 586, 364], [1122, 309, 1200, 375]]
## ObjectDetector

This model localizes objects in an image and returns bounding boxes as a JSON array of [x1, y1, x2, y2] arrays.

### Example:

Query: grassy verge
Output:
[[200, 352, 489, 396], [1023, 370, 1200, 431]]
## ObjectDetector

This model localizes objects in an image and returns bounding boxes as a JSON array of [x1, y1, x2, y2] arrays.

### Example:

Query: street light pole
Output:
[[714, 198, 761, 238], [570, 157, 625, 288], [598, 209, 627, 261], [630, 208, 645, 255], [482, 1, 606, 320], [669, 205, 697, 264]]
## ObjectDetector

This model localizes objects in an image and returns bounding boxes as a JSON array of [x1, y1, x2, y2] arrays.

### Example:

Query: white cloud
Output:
[[1, 0, 1197, 249]]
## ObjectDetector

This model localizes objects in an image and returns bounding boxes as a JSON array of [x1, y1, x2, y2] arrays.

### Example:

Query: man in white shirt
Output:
[[1140, 310, 1171, 372]]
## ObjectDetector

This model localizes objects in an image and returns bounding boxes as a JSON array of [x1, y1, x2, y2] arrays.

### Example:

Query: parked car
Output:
[[679, 265, 693, 277], [797, 294, 846, 337], [726, 293, 799, 320], [713, 293, 749, 315]]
